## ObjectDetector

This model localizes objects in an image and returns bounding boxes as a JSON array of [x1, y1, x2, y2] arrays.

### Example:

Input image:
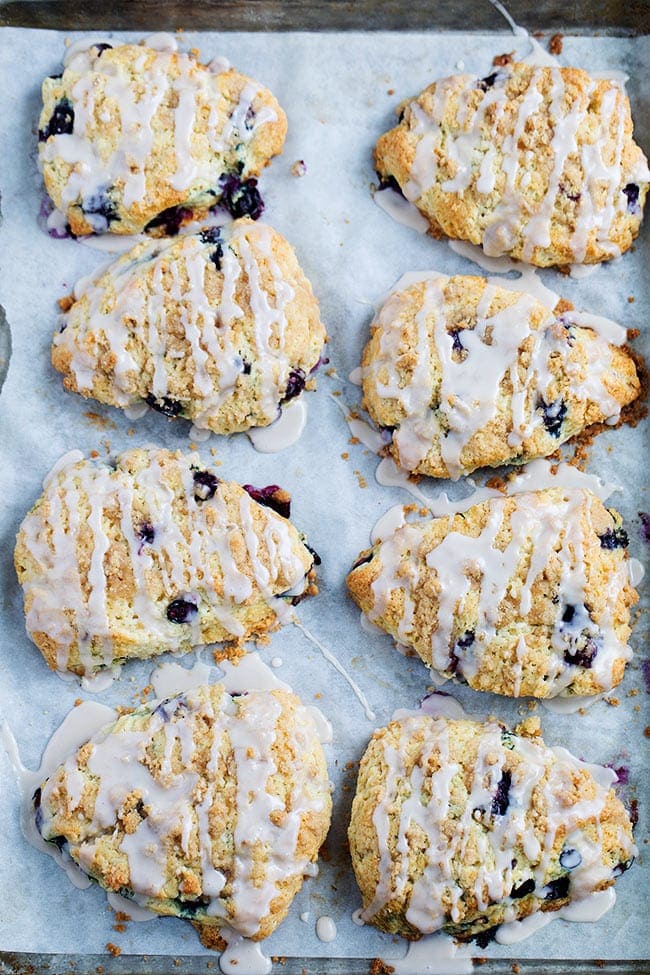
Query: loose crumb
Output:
[[291, 159, 307, 177], [341, 451, 349, 460], [627, 688, 638, 697], [332, 389, 342, 397], [325, 367, 338, 378], [353, 470, 368, 489], [549, 33, 563, 54], [644, 726, 650, 738], [74, 698, 82, 707], [369, 960, 395, 975], [349, 436, 360, 445], [113, 924, 126, 933], [628, 296, 635, 303], [493, 52, 513, 66], [387, 88, 395, 95], [314, 692, 322, 699], [512, 965, 520, 974], [605, 696, 620, 707], [105, 944, 121, 958]]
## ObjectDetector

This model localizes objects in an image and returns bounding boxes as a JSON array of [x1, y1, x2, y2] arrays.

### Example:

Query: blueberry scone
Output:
[[349, 714, 635, 940], [38, 42, 287, 236], [52, 219, 325, 434], [34, 683, 331, 941], [375, 64, 649, 266], [15, 448, 317, 677], [347, 488, 637, 699], [361, 275, 639, 479]]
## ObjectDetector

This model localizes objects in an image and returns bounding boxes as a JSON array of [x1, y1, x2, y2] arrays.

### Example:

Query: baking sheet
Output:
[[0, 24, 648, 967]]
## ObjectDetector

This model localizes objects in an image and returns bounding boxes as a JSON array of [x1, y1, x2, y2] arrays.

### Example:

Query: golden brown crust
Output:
[[349, 715, 635, 940], [347, 488, 637, 699], [375, 64, 649, 267], [39, 44, 287, 236]]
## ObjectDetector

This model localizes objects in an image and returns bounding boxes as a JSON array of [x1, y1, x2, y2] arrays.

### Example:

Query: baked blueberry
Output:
[[145, 393, 183, 417], [219, 173, 264, 220], [243, 484, 291, 519], [598, 527, 629, 550], [283, 369, 306, 402], [538, 397, 567, 437], [39, 98, 74, 141], [491, 770, 511, 816], [166, 597, 198, 624], [193, 470, 219, 502]]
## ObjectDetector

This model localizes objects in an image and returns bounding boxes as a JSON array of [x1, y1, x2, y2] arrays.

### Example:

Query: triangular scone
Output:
[[347, 488, 637, 699], [52, 219, 325, 435], [39, 43, 287, 236], [35, 684, 331, 941], [15, 449, 317, 676], [361, 275, 639, 479], [349, 714, 635, 940], [375, 64, 649, 266]]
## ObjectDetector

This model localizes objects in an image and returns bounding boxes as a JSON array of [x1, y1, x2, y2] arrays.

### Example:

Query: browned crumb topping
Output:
[[549, 33, 563, 54], [485, 474, 508, 494], [369, 959, 395, 975], [213, 642, 247, 664], [59, 294, 75, 312], [192, 923, 227, 952]]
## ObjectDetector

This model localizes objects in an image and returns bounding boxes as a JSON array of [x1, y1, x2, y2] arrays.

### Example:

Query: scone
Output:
[[349, 714, 636, 940], [375, 63, 649, 266], [38, 42, 287, 236], [361, 275, 639, 479], [52, 219, 326, 434], [15, 448, 317, 676], [34, 683, 331, 941], [346, 488, 637, 699]]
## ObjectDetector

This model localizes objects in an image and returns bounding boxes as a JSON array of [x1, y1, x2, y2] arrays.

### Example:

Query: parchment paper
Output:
[[0, 25, 647, 964]]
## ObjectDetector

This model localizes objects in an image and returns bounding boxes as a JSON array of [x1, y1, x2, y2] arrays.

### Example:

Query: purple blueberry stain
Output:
[[218, 173, 264, 220], [491, 769, 511, 816], [81, 189, 119, 233], [166, 598, 198, 624], [92, 42, 113, 56], [510, 878, 535, 899], [606, 764, 630, 785], [306, 544, 321, 566], [638, 512, 650, 544], [564, 638, 598, 669], [137, 522, 155, 555], [538, 397, 567, 437], [352, 551, 373, 569], [243, 484, 291, 519], [598, 527, 629, 550], [623, 183, 640, 215], [38, 98, 74, 141], [541, 875, 570, 900], [613, 857, 634, 877], [449, 329, 465, 354], [145, 393, 183, 417], [145, 205, 194, 236], [283, 369, 306, 402], [199, 227, 223, 270], [193, 470, 219, 502]]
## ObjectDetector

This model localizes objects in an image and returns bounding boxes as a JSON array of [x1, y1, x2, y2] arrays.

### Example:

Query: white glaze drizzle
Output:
[[19, 449, 309, 675], [55, 221, 313, 434], [247, 399, 307, 453], [364, 715, 635, 936], [41, 44, 278, 224], [397, 56, 649, 265], [365, 488, 633, 696], [291, 618, 376, 721], [364, 274, 626, 479], [34, 685, 326, 940]]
